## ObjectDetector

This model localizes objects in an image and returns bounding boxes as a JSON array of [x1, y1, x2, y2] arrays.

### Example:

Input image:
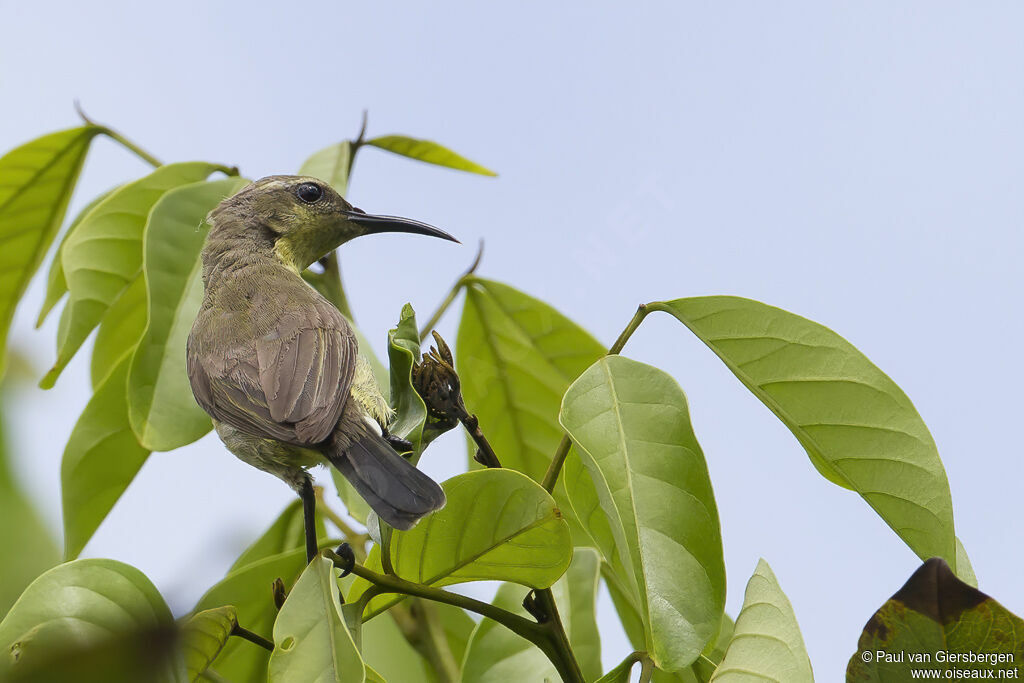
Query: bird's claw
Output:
[[382, 429, 414, 455], [334, 543, 356, 577]]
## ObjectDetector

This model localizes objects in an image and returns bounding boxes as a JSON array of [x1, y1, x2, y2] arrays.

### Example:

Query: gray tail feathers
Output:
[[324, 419, 446, 531]]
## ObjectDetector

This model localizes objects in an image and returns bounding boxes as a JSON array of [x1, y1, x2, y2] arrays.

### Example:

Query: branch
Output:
[[325, 549, 537, 635], [326, 548, 584, 682]]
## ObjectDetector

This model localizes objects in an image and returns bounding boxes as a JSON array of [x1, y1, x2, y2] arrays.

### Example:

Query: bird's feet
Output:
[[381, 428, 414, 457], [334, 543, 356, 577]]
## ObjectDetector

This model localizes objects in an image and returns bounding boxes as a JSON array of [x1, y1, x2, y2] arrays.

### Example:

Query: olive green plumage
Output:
[[187, 175, 453, 531]]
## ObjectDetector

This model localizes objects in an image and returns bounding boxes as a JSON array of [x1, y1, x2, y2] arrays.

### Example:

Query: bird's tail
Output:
[[324, 408, 445, 531]]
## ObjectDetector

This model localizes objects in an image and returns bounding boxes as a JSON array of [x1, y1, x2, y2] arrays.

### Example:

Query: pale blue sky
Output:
[[2, 1, 1022, 677]]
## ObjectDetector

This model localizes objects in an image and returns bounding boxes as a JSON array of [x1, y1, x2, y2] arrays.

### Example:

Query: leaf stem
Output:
[[230, 623, 274, 652], [410, 599, 461, 683], [540, 303, 651, 493], [418, 241, 484, 342]]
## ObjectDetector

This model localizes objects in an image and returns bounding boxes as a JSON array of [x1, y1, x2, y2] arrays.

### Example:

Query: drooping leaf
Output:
[[366, 135, 496, 176], [560, 355, 726, 672], [461, 548, 603, 683], [128, 177, 248, 451], [0, 126, 102, 368], [0, 395, 59, 616], [61, 356, 150, 560], [268, 557, 365, 683], [37, 185, 119, 327], [0, 559, 178, 680], [457, 277, 605, 481], [651, 297, 957, 570], [709, 560, 812, 682], [348, 468, 572, 619], [847, 558, 1024, 680], [43, 162, 226, 388], [386, 303, 427, 454], [90, 275, 147, 389], [193, 547, 310, 683], [181, 606, 238, 682], [299, 141, 353, 195]]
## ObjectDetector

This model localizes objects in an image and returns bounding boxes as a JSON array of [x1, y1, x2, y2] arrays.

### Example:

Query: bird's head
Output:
[[207, 175, 457, 271]]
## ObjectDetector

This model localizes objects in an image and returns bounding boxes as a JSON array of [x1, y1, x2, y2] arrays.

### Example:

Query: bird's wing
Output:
[[254, 300, 357, 444], [189, 299, 357, 446]]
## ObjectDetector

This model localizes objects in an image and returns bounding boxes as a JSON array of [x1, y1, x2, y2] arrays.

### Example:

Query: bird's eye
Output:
[[296, 183, 324, 204]]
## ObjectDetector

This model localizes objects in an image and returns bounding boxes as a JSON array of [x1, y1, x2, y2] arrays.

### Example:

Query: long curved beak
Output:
[[344, 210, 459, 243]]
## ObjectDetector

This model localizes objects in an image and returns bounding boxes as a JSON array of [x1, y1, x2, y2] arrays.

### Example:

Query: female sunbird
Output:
[[187, 175, 452, 562]]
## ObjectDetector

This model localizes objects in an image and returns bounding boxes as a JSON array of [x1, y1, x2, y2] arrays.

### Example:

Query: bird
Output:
[[187, 175, 453, 563]]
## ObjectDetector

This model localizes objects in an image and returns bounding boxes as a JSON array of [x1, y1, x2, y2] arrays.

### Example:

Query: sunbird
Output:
[[187, 175, 452, 562]]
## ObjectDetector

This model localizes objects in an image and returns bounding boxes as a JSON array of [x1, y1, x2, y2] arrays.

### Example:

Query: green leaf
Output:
[[366, 135, 496, 176], [709, 560, 812, 682], [461, 547, 603, 683], [0, 396, 59, 617], [61, 356, 150, 560], [457, 278, 605, 481], [348, 468, 572, 619], [594, 654, 643, 683], [37, 185, 119, 328], [0, 559, 176, 678], [230, 499, 328, 572], [847, 558, 1024, 680], [268, 557, 365, 683], [651, 297, 957, 570], [359, 611, 433, 682], [386, 303, 427, 454], [194, 547, 310, 683], [90, 276, 147, 389], [0, 126, 102, 368], [128, 178, 248, 451], [560, 355, 726, 672], [181, 606, 238, 682], [691, 614, 734, 681], [955, 537, 977, 588], [299, 141, 353, 195], [42, 162, 225, 388]]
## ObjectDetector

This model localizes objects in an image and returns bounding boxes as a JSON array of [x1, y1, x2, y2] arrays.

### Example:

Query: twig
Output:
[[418, 241, 484, 342], [75, 101, 163, 168]]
